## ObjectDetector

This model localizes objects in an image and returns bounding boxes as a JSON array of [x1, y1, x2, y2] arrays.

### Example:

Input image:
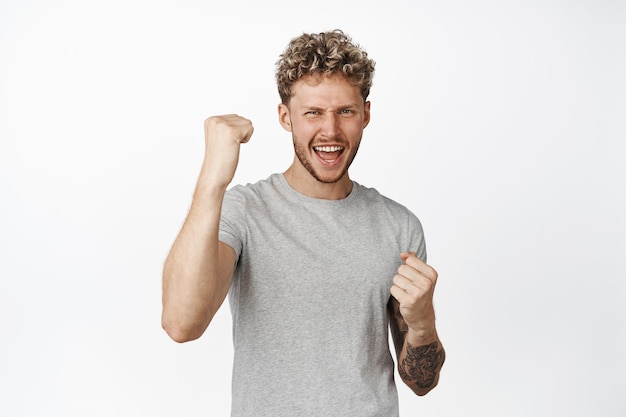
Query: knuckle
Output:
[[429, 267, 439, 281], [207, 114, 224, 123]]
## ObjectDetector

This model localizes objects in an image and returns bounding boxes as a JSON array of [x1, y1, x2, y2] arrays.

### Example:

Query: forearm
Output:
[[397, 328, 445, 395], [161, 177, 231, 342]]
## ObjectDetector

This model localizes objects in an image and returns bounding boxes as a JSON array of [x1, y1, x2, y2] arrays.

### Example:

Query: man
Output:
[[162, 29, 445, 416]]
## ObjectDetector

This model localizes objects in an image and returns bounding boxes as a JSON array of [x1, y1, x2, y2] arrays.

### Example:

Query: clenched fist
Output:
[[201, 114, 254, 188], [390, 252, 438, 341]]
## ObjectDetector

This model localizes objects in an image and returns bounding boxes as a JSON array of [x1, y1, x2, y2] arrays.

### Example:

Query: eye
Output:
[[340, 108, 356, 115]]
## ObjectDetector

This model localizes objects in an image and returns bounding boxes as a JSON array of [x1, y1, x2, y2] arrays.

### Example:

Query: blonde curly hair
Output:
[[275, 30, 376, 104]]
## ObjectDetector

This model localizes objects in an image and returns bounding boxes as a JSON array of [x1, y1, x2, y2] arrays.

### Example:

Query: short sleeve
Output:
[[407, 211, 427, 263], [219, 186, 247, 260]]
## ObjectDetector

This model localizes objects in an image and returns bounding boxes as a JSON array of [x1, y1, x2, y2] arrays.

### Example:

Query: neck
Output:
[[283, 164, 353, 200]]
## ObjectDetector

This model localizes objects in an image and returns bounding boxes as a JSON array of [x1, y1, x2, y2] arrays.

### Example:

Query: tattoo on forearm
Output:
[[399, 341, 445, 389]]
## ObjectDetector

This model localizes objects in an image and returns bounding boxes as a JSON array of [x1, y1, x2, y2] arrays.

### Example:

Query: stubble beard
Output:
[[292, 138, 360, 184]]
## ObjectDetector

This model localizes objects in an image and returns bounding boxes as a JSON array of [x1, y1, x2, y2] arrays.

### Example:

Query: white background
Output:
[[1, 0, 625, 416]]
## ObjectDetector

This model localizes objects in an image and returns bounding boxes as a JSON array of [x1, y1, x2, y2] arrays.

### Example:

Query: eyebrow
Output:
[[303, 103, 360, 111]]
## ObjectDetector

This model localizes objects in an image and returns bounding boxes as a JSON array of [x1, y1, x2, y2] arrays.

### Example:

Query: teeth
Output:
[[314, 146, 343, 152]]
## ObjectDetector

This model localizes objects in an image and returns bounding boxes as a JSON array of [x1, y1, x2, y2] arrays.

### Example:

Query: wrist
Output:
[[406, 326, 438, 346], [196, 166, 231, 196], [190, 174, 229, 216]]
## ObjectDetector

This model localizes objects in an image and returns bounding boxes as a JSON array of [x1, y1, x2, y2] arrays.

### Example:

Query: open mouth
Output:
[[313, 145, 345, 164]]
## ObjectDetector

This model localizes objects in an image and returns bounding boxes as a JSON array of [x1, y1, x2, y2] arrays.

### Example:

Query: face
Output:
[[278, 73, 370, 185]]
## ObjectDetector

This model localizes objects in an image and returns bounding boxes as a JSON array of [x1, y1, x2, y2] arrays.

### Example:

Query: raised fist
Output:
[[201, 114, 254, 188]]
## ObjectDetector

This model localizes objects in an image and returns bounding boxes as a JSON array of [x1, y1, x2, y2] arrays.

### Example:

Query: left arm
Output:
[[388, 252, 445, 395]]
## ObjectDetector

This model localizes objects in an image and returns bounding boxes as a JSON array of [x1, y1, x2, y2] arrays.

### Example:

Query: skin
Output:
[[161, 72, 444, 395], [278, 73, 369, 200], [161, 114, 249, 342], [389, 252, 445, 395]]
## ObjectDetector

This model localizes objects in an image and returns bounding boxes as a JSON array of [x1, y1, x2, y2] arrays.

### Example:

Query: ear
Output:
[[362, 101, 371, 129], [278, 103, 292, 132]]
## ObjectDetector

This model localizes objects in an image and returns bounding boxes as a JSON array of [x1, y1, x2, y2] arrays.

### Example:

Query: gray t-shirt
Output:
[[219, 173, 426, 417]]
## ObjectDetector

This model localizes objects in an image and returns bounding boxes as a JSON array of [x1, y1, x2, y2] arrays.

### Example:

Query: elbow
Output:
[[412, 379, 439, 396], [399, 362, 443, 396], [402, 377, 440, 397], [162, 323, 199, 343], [161, 312, 207, 343]]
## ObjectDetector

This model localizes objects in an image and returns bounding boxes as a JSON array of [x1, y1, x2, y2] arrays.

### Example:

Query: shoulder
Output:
[[353, 182, 418, 219], [227, 173, 278, 193], [353, 182, 425, 243], [225, 174, 282, 202]]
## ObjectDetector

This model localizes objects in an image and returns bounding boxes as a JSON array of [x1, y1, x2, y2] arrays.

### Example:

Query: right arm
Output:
[[161, 114, 253, 343]]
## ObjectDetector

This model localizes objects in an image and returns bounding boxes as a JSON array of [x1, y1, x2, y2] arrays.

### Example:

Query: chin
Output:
[[311, 168, 349, 184]]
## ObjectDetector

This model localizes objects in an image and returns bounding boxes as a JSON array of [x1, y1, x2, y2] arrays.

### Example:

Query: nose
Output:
[[320, 112, 340, 138]]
